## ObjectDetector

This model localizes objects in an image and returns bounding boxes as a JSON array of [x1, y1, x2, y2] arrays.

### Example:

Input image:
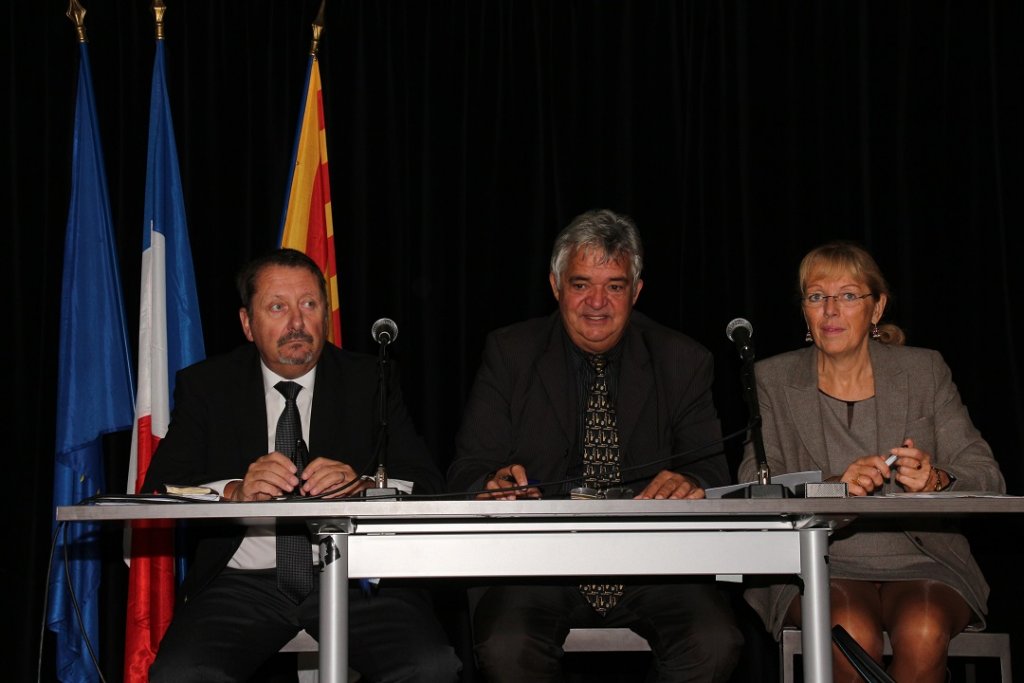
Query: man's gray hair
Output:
[[550, 209, 644, 288]]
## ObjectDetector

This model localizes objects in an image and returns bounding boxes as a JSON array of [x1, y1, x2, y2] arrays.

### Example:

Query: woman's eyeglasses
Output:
[[802, 292, 872, 308]]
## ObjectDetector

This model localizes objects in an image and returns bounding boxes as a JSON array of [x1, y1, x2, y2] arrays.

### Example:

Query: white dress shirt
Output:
[[206, 361, 318, 569]]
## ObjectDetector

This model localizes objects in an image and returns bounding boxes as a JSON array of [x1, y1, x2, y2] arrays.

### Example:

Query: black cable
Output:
[[439, 422, 752, 500], [80, 422, 754, 505], [77, 492, 222, 505], [38, 521, 108, 683], [617, 423, 750, 477], [62, 522, 106, 682], [37, 523, 61, 683]]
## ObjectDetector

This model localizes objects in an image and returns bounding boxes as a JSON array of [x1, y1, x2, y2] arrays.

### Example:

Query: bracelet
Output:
[[933, 469, 956, 492]]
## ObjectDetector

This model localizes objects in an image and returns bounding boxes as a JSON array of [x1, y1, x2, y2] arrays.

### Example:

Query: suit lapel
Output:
[[308, 346, 348, 456], [782, 347, 831, 473], [870, 343, 909, 453], [234, 347, 271, 466], [782, 344, 908, 471], [536, 319, 574, 444], [616, 325, 652, 452], [533, 317, 652, 452]]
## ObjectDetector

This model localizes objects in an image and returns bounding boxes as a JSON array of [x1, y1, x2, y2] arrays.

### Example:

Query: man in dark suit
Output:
[[448, 210, 742, 682], [143, 248, 460, 682]]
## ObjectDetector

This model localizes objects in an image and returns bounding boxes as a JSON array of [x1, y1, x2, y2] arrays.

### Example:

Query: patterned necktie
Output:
[[579, 355, 625, 615], [274, 381, 316, 602]]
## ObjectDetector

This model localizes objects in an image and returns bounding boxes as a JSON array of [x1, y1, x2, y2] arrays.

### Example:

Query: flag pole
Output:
[[152, 0, 166, 41], [66, 0, 87, 43], [278, 1, 325, 237], [311, 0, 326, 57]]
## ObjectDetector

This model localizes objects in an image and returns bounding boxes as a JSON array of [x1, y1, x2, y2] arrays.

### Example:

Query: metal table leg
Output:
[[800, 527, 832, 682], [318, 525, 349, 682]]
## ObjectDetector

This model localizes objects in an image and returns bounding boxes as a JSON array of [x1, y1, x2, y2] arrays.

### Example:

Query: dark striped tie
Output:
[[274, 381, 316, 602], [579, 355, 625, 614]]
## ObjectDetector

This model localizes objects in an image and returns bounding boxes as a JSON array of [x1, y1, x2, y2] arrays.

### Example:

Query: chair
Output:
[[561, 628, 653, 683], [563, 627, 652, 652], [283, 626, 650, 681], [465, 586, 652, 656], [780, 627, 1012, 683], [281, 630, 361, 683]]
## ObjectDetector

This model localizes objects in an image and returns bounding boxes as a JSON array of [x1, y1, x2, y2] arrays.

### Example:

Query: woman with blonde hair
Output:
[[739, 241, 1005, 682]]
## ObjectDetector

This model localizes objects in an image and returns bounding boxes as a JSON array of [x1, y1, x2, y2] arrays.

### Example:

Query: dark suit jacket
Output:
[[448, 311, 728, 495], [738, 342, 1006, 636], [142, 342, 443, 602]]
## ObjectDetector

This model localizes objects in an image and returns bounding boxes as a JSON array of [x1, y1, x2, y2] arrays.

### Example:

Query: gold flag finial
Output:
[[152, 0, 166, 41], [310, 0, 327, 57], [66, 0, 88, 43]]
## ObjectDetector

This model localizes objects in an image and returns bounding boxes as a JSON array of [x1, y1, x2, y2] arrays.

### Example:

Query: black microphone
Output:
[[365, 318, 400, 498], [723, 317, 788, 499], [726, 318, 754, 362], [371, 317, 398, 346]]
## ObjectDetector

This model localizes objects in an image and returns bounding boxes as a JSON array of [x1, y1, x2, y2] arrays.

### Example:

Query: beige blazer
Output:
[[738, 342, 1006, 637]]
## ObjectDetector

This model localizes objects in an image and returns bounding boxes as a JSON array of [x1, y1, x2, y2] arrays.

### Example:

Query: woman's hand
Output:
[[835, 454, 894, 496], [888, 438, 937, 492]]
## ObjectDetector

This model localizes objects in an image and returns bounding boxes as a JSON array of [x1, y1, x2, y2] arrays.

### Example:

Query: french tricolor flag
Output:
[[123, 37, 205, 683]]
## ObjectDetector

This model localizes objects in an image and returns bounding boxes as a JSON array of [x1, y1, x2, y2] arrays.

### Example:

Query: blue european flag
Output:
[[48, 39, 135, 683]]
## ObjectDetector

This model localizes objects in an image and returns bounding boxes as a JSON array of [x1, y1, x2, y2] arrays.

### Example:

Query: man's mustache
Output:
[[277, 330, 314, 347]]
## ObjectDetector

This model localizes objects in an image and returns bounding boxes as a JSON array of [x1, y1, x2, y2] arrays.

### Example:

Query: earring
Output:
[[871, 324, 881, 340], [804, 329, 813, 343]]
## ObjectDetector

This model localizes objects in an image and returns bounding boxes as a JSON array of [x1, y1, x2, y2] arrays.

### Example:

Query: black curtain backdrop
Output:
[[7, 1, 1022, 681]]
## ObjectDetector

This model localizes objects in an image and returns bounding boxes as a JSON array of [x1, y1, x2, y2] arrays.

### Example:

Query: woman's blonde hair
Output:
[[798, 241, 905, 345]]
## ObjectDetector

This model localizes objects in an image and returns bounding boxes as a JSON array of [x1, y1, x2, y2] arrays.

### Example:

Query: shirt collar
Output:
[[562, 325, 627, 366], [259, 361, 316, 396]]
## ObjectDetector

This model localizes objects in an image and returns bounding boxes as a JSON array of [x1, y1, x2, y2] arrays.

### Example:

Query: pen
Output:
[[501, 474, 540, 485]]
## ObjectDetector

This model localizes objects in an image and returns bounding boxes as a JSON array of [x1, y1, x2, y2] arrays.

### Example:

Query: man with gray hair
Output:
[[449, 209, 742, 681]]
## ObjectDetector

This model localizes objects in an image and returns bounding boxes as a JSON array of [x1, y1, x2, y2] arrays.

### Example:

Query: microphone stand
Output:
[[363, 337, 400, 499], [738, 355, 786, 498], [727, 323, 788, 499]]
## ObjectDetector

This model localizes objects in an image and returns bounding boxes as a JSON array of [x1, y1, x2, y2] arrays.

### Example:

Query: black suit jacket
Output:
[[448, 311, 728, 495], [142, 342, 442, 601]]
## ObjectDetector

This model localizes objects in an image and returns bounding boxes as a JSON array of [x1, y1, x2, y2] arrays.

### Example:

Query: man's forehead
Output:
[[567, 249, 631, 277], [567, 271, 629, 281], [255, 267, 323, 297], [256, 266, 317, 286]]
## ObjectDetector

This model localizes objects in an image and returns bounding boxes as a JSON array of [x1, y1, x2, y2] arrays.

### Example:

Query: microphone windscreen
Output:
[[371, 317, 399, 344], [726, 318, 753, 342]]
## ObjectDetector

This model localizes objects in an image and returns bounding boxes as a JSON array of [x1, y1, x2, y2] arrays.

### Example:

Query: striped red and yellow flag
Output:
[[280, 55, 342, 346]]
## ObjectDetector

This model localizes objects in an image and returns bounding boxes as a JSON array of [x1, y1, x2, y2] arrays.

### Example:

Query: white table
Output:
[[57, 495, 1023, 682]]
